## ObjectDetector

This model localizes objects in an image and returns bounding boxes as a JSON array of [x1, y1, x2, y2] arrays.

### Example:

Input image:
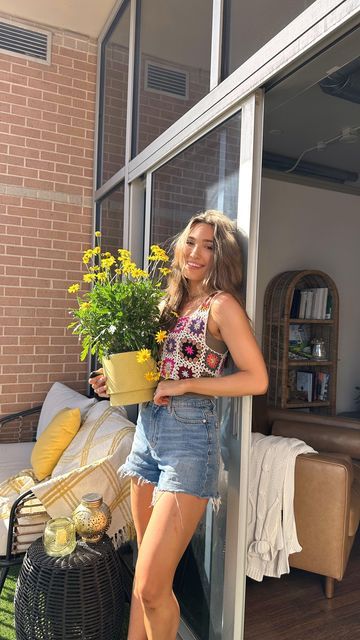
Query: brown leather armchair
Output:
[[253, 402, 360, 598]]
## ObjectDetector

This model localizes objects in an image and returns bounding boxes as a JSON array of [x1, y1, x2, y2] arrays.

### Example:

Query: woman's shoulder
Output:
[[210, 291, 246, 320], [211, 290, 242, 308]]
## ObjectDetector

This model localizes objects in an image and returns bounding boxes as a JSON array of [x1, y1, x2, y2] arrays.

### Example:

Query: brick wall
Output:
[[0, 17, 97, 420]]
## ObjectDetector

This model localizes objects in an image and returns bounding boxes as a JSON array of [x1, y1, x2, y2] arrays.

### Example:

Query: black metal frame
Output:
[[0, 405, 43, 594], [0, 405, 42, 426]]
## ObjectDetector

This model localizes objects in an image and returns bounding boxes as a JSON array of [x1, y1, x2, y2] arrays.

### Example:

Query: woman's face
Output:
[[182, 223, 215, 283]]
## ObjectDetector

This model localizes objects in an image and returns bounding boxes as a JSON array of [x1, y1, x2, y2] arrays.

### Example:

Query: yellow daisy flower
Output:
[[148, 244, 169, 262], [130, 267, 148, 279], [136, 349, 151, 363], [101, 256, 116, 269], [118, 249, 131, 261], [145, 371, 160, 382], [94, 231, 101, 237], [82, 249, 93, 264], [83, 273, 96, 283], [80, 302, 91, 310], [155, 330, 167, 344], [68, 284, 80, 293]]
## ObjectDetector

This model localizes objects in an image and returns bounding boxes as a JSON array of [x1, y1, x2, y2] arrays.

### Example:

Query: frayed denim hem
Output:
[[151, 486, 221, 513], [118, 467, 156, 487]]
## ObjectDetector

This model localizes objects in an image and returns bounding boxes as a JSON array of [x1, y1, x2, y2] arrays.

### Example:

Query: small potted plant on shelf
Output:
[[67, 232, 170, 406]]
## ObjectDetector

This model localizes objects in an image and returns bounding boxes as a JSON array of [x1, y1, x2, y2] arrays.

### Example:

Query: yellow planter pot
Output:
[[102, 351, 157, 406]]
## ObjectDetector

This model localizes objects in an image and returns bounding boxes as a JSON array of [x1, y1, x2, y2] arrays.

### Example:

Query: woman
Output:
[[90, 210, 268, 640]]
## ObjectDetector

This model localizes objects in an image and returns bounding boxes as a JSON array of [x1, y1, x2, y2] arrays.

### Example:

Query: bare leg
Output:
[[135, 492, 208, 640], [127, 479, 154, 640]]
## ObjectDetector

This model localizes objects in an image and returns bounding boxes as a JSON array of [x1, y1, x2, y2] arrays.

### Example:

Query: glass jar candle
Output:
[[43, 516, 77, 557]]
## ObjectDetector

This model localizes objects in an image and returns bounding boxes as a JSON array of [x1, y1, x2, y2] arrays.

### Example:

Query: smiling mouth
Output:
[[186, 262, 203, 269]]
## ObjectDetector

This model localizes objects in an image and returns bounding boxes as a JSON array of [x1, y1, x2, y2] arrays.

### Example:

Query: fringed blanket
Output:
[[0, 434, 135, 556]]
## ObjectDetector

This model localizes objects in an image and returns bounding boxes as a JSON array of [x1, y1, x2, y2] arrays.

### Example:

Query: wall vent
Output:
[[0, 20, 50, 63], [145, 62, 188, 99]]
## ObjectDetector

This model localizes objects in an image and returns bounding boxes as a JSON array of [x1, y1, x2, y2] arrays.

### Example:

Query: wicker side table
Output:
[[14, 535, 124, 640]]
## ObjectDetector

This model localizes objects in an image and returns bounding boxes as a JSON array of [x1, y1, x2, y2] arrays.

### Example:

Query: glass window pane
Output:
[[133, 0, 212, 156], [150, 111, 241, 640], [100, 2, 130, 185], [225, 0, 317, 77], [151, 112, 241, 246], [99, 183, 125, 255]]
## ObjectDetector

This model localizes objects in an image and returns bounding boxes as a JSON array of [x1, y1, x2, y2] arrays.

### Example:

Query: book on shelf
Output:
[[296, 371, 313, 402], [325, 292, 332, 319], [288, 324, 312, 359], [293, 287, 331, 320], [313, 287, 328, 319], [290, 289, 301, 318], [305, 289, 315, 319], [313, 371, 330, 401], [298, 290, 308, 319]]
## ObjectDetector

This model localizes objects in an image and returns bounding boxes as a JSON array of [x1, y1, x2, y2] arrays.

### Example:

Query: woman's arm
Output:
[[153, 293, 268, 405]]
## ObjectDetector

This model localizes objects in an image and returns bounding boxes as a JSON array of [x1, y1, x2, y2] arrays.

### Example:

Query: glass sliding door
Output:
[[98, 182, 125, 256], [223, 0, 318, 77], [150, 112, 241, 640], [99, 2, 131, 186], [144, 94, 264, 639], [150, 112, 241, 245], [132, 0, 212, 156]]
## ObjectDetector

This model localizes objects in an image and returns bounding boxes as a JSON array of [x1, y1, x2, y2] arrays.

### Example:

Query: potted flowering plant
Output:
[[67, 232, 170, 405]]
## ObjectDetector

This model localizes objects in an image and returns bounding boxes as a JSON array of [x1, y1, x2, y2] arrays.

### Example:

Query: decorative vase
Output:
[[43, 517, 77, 557], [72, 493, 111, 543], [311, 338, 327, 360], [102, 350, 157, 406]]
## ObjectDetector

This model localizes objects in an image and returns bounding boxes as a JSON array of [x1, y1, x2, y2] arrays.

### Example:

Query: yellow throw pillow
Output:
[[31, 407, 81, 481]]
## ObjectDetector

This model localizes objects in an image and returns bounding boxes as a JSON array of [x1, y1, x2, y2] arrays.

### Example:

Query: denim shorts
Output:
[[119, 395, 220, 503]]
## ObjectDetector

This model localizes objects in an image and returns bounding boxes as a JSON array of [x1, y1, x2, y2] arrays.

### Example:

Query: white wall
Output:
[[256, 176, 360, 413]]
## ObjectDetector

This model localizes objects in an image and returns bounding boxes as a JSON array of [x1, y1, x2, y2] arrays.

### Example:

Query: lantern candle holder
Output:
[[43, 516, 76, 557], [72, 493, 111, 543]]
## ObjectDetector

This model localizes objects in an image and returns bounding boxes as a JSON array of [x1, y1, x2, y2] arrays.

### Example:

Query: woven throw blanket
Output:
[[0, 428, 135, 555], [33, 442, 136, 547]]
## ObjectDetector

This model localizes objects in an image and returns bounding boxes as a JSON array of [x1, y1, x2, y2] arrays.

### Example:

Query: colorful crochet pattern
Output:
[[160, 295, 228, 380]]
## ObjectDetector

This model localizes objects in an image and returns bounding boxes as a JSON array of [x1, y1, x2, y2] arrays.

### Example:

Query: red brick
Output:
[[3, 346, 35, 355], [9, 145, 39, 159], [12, 84, 42, 99], [0, 91, 26, 106]]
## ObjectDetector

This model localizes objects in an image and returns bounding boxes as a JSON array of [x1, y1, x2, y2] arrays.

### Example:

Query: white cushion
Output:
[[51, 400, 134, 477], [37, 382, 97, 438], [0, 442, 34, 483]]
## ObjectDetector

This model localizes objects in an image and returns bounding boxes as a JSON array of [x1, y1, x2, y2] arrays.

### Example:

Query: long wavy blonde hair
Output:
[[161, 210, 245, 328]]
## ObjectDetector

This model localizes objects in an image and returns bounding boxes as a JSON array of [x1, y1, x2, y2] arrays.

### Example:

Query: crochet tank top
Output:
[[159, 293, 228, 380]]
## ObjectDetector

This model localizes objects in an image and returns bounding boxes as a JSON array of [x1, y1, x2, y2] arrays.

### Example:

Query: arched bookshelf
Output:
[[263, 270, 339, 414]]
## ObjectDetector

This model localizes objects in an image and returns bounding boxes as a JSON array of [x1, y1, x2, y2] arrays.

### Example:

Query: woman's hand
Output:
[[88, 368, 109, 398], [153, 379, 188, 406]]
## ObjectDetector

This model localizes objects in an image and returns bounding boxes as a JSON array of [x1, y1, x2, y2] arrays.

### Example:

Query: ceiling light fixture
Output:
[[339, 127, 358, 143], [284, 125, 360, 174], [263, 151, 358, 184]]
